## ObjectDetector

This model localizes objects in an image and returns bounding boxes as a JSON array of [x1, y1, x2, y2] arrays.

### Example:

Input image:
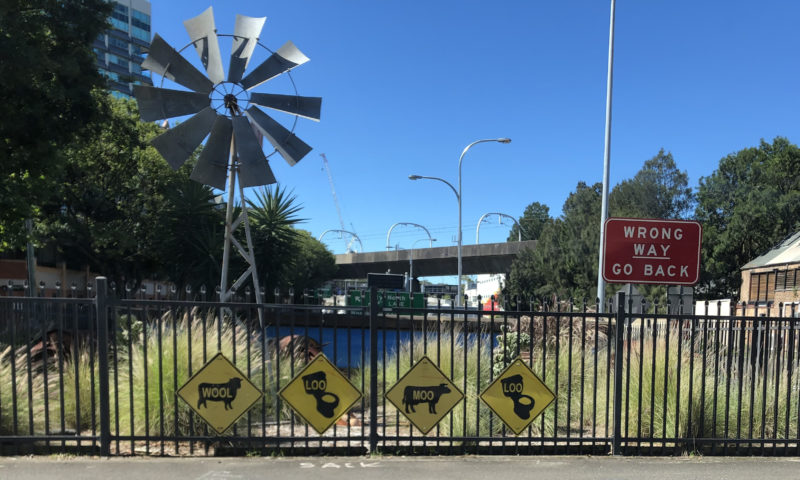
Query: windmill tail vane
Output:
[[133, 6, 321, 310]]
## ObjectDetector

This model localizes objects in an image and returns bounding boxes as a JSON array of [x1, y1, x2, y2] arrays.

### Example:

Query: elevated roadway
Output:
[[333, 240, 535, 278]]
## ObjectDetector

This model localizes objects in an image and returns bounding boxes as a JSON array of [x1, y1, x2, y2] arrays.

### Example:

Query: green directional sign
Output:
[[347, 291, 424, 308]]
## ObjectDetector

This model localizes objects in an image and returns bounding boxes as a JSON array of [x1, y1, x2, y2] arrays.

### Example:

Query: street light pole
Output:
[[596, 0, 616, 313], [410, 137, 510, 307]]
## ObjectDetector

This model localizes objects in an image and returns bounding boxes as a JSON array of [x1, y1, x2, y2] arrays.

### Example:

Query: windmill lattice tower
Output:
[[133, 7, 321, 309]]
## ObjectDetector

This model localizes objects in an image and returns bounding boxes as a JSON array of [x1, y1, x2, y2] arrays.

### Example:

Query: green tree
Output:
[[287, 230, 337, 294], [607, 149, 694, 304], [508, 201, 550, 241], [38, 96, 186, 286], [695, 138, 800, 299], [505, 182, 602, 303], [0, 0, 112, 249], [609, 149, 694, 219]]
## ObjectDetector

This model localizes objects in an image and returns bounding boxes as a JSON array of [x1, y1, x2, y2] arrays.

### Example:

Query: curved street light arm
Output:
[[409, 137, 510, 308], [476, 212, 523, 243], [318, 229, 364, 253], [457, 138, 512, 200], [408, 175, 459, 201], [386, 222, 434, 250]]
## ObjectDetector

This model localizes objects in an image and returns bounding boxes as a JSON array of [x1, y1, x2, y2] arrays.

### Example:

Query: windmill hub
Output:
[[223, 93, 240, 115], [210, 81, 250, 118]]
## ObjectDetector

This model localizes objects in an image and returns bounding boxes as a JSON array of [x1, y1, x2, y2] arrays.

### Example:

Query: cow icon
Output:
[[197, 377, 243, 410], [402, 383, 451, 414]]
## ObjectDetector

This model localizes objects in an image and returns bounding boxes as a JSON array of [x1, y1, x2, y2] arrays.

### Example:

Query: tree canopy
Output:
[[38, 97, 188, 286], [508, 201, 550, 242], [504, 149, 695, 305], [505, 140, 800, 305], [695, 137, 800, 299], [504, 182, 601, 302], [609, 149, 694, 219], [0, 0, 112, 249]]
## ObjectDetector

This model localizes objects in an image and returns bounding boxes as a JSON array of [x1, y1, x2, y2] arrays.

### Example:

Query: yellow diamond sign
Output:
[[480, 357, 555, 435], [385, 356, 464, 435], [279, 354, 362, 434], [177, 352, 263, 434]]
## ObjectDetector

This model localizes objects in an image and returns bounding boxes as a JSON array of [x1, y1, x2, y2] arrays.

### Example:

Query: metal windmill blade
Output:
[[133, 7, 322, 310]]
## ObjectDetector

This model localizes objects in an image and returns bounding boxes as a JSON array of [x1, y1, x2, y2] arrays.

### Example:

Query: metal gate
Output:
[[0, 278, 797, 456]]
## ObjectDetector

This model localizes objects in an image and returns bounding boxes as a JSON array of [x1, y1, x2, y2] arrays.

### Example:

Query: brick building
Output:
[[739, 230, 800, 316]]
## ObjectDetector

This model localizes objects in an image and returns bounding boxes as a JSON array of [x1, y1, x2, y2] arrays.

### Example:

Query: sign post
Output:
[[602, 218, 702, 285]]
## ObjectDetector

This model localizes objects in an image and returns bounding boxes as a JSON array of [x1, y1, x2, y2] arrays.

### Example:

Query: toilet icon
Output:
[[302, 371, 340, 418], [501, 374, 535, 419]]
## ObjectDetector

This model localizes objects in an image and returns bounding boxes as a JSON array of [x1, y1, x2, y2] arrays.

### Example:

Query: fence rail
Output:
[[0, 278, 798, 456]]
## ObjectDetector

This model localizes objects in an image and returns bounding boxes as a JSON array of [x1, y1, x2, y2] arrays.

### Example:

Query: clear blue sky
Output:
[[149, 0, 800, 258]]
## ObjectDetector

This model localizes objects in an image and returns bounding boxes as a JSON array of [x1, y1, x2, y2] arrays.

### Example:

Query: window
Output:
[[776, 268, 800, 292], [111, 10, 128, 23], [108, 36, 128, 51], [107, 53, 129, 69], [131, 26, 150, 42], [131, 17, 150, 32], [749, 271, 776, 302], [113, 3, 129, 15], [110, 17, 128, 32], [132, 9, 150, 23]]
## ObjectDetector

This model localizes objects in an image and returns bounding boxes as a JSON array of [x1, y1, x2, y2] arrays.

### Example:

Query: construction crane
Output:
[[320, 153, 358, 253]]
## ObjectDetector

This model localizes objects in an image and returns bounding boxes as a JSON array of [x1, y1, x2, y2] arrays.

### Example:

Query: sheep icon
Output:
[[197, 377, 243, 410]]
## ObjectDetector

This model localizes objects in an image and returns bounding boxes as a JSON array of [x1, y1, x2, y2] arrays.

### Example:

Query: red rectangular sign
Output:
[[602, 218, 702, 285]]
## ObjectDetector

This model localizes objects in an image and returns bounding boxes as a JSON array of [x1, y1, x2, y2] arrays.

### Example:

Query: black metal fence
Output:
[[0, 278, 798, 456]]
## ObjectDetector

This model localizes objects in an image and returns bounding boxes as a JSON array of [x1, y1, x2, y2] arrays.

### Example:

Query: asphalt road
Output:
[[2, 456, 800, 480]]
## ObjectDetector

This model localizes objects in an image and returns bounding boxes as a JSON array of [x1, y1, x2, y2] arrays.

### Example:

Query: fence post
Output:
[[95, 277, 111, 456], [612, 292, 625, 455], [369, 287, 379, 452]]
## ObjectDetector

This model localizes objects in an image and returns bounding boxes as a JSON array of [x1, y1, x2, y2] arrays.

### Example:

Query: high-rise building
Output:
[[93, 0, 153, 98]]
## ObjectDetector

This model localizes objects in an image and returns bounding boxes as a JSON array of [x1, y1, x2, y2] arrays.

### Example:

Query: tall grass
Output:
[[371, 323, 496, 438], [0, 345, 43, 435], [3, 310, 800, 453], [620, 320, 800, 443], [108, 308, 264, 436]]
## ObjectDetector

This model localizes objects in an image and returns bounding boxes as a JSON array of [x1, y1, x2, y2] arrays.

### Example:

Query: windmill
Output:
[[133, 7, 321, 306]]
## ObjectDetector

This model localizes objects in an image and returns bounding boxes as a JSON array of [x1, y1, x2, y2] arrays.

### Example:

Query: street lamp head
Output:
[[496, 137, 512, 144], [408, 175, 422, 180]]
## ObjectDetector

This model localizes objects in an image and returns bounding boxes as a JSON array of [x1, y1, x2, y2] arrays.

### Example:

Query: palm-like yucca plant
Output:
[[247, 184, 306, 293]]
